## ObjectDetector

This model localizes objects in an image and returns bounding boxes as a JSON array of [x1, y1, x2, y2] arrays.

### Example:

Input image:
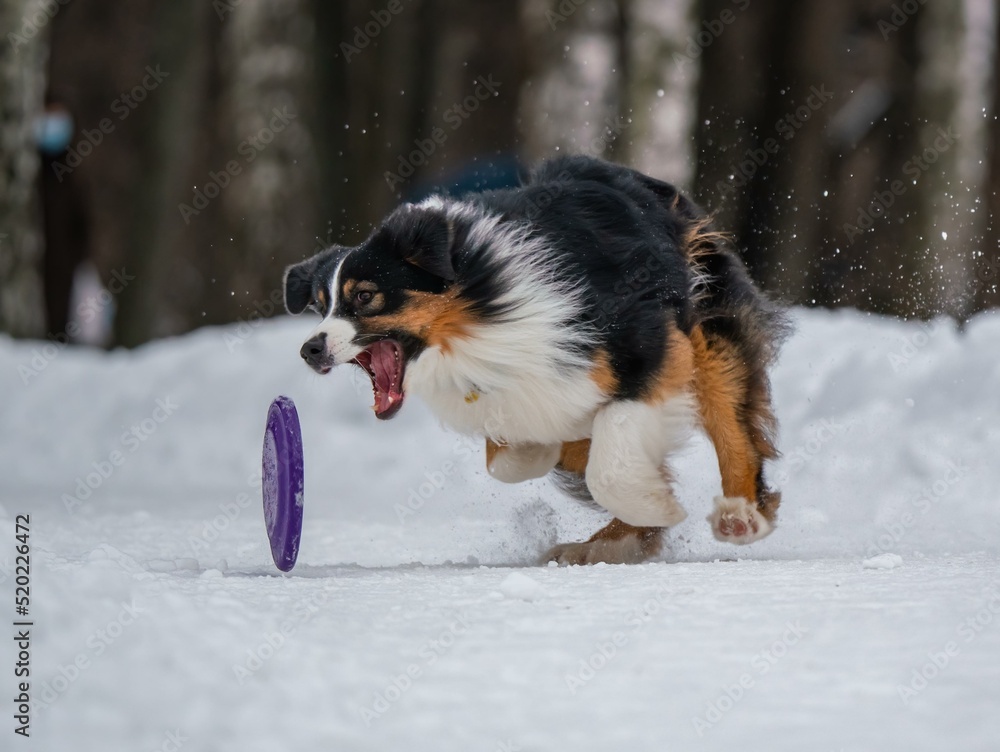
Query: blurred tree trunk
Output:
[[693, 0, 944, 318], [310, 0, 352, 242], [408, 0, 526, 186], [0, 0, 47, 337], [311, 0, 421, 243], [520, 0, 627, 164], [310, 0, 526, 248], [218, 0, 320, 322], [116, 0, 216, 345], [692, 0, 775, 272], [626, 0, 696, 183], [48, 0, 323, 345], [974, 6, 1000, 312]]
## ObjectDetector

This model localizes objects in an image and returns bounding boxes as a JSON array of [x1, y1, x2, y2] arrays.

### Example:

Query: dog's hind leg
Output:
[[542, 327, 695, 566], [542, 439, 666, 565], [545, 518, 663, 565], [691, 325, 781, 544], [583, 398, 692, 529]]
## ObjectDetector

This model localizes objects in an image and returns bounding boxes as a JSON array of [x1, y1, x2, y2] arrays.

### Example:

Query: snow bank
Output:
[[2, 307, 999, 752], [2, 308, 998, 563]]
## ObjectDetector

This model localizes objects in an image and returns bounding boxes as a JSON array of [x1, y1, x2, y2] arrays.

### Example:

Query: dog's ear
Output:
[[398, 211, 457, 282], [283, 260, 315, 315]]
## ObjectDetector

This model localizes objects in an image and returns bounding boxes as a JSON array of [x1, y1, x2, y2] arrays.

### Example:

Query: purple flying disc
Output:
[[262, 396, 304, 572]]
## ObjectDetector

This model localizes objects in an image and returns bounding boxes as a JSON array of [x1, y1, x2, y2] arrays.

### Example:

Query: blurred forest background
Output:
[[1, 0, 998, 348]]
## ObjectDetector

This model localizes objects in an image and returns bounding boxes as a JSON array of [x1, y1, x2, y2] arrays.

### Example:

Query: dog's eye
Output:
[[356, 290, 374, 305]]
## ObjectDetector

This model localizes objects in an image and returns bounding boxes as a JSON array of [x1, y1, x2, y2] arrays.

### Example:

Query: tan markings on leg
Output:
[[485, 438, 503, 471], [557, 439, 590, 474], [543, 518, 663, 566], [690, 325, 758, 503], [363, 289, 476, 353], [691, 325, 779, 544], [589, 349, 618, 395], [641, 323, 695, 405]]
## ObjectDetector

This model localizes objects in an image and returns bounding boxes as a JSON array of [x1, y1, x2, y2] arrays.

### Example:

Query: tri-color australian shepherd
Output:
[[284, 156, 788, 565]]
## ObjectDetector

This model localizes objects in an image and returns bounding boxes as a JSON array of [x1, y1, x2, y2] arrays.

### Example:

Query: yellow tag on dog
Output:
[[464, 390, 479, 404]]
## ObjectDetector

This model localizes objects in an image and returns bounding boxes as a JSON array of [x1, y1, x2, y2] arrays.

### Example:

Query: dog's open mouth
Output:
[[350, 339, 406, 420]]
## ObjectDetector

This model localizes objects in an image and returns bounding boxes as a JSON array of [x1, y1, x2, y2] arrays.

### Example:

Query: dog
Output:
[[283, 155, 789, 565]]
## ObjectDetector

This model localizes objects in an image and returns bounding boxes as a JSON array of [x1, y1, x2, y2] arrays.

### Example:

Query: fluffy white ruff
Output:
[[406, 204, 605, 445], [487, 443, 561, 484], [708, 496, 774, 545], [584, 396, 693, 528]]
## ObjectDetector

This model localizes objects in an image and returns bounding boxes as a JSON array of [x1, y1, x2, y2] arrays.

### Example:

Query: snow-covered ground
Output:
[[1, 308, 998, 751]]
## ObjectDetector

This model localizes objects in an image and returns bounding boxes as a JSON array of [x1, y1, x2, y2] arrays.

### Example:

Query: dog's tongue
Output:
[[369, 340, 403, 416]]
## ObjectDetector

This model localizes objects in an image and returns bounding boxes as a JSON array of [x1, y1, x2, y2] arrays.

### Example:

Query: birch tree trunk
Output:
[[0, 0, 47, 337]]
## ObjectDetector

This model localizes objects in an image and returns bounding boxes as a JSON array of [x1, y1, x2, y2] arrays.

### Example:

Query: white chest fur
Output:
[[406, 342, 605, 445], [403, 202, 607, 443]]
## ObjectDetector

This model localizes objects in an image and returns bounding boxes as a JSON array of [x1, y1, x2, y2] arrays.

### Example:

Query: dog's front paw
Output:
[[486, 441, 561, 484], [543, 537, 653, 566], [708, 496, 773, 544]]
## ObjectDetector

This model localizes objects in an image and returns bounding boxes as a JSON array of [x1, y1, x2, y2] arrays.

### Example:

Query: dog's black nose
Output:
[[300, 333, 327, 364]]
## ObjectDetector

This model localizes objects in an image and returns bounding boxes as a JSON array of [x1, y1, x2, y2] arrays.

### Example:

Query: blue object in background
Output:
[[34, 109, 75, 156], [406, 153, 523, 202]]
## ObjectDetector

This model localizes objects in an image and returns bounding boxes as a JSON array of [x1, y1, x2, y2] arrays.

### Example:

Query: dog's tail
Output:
[[633, 171, 790, 517], [681, 214, 791, 522]]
